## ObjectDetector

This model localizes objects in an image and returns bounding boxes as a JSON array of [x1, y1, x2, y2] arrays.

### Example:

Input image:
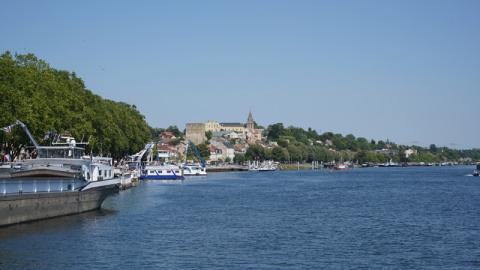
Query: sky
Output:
[[1, 0, 479, 148]]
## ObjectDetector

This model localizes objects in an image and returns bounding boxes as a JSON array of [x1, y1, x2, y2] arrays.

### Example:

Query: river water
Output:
[[1, 166, 479, 269]]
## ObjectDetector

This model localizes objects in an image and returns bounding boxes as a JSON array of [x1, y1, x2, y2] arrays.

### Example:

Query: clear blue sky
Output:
[[1, 0, 479, 148]]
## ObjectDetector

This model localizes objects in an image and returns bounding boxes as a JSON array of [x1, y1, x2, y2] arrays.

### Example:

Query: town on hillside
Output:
[[155, 111, 273, 165], [149, 111, 479, 167]]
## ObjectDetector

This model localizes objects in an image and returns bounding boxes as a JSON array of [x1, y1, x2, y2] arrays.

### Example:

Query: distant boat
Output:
[[379, 159, 399, 167], [474, 164, 480, 177], [249, 160, 277, 172], [334, 164, 348, 170], [182, 164, 207, 176], [258, 166, 277, 172], [140, 164, 184, 180]]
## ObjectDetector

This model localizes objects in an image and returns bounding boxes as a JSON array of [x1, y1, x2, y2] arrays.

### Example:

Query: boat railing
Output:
[[88, 157, 113, 166]]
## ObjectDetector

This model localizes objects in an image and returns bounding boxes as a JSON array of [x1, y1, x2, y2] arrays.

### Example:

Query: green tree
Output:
[[234, 153, 246, 164], [287, 144, 303, 162], [245, 144, 265, 160], [205, 131, 213, 140], [355, 151, 368, 164], [0, 52, 150, 159], [271, 146, 289, 162], [266, 123, 284, 141], [187, 143, 210, 162], [166, 125, 182, 137]]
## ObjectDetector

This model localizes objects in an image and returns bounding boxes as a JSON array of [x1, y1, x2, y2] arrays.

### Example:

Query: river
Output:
[[1, 166, 479, 269]]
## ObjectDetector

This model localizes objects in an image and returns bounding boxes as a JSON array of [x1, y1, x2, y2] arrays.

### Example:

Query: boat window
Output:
[[166, 170, 171, 173], [99, 170, 102, 175]]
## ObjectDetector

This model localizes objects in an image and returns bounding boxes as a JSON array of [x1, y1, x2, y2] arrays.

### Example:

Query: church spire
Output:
[[247, 111, 254, 130]]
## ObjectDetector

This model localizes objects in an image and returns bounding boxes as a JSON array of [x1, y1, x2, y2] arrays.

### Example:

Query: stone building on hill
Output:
[[185, 123, 206, 145], [185, 111, 265, 145]]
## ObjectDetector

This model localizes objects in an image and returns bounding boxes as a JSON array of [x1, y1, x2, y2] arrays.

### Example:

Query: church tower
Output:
[[247, 111, 255, 130]]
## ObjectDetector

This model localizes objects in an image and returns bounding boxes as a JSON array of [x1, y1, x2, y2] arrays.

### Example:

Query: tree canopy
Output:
[[260, 122, 479, 164], [0, 52, 150, 158]]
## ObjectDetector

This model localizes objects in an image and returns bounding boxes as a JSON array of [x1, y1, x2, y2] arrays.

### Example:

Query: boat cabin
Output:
[[37, 146, 85, 159]]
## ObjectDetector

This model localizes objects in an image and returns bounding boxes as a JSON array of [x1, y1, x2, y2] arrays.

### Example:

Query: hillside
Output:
[[236, 123, 480, 164]]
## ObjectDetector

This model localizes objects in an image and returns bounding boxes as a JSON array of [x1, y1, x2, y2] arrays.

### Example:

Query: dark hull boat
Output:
[[0, 179, 119, 227]]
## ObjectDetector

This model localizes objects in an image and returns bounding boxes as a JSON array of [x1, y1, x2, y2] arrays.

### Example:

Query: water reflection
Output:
[[0, 208, 117, 240]]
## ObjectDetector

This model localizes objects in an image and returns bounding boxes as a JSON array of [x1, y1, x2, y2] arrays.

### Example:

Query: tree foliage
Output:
[[0, 52, 150, 158], [262, 122, 479, 163]]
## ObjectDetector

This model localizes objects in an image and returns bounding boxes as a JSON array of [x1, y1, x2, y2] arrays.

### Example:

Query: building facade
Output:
[[185, 123, 207, 145], [205, 121, 222, 132], [205, 121, 246, 134], [186, 111, 264, 145]]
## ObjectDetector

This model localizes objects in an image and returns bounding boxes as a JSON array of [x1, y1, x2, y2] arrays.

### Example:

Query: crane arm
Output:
[[131, 143, 154, 162], [0, 120, 39, 148], [188, 140, 206, 168], [15, 120, 39, 148]]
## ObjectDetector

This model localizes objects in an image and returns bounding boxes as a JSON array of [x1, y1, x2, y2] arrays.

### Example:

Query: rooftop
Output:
[[220, 122, 244, 127]]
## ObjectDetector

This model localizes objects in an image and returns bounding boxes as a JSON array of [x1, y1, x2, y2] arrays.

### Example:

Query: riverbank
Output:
[[278, 163, 313, 170], [206, 165, 249, 172]]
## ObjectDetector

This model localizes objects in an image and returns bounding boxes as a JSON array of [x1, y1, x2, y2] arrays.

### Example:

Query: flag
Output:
[[1, 125, 13, 133]]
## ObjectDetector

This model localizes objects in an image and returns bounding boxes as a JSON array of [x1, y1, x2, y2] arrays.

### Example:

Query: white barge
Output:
[[0, 120, 121, 227]]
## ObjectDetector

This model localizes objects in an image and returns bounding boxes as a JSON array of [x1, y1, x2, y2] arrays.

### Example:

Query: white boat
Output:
[[13, 147, 116, 181], [140, 164, 184, 180], [0, 121, 121, 226], [3, 121, 116, 182], [182, 164, 207, 176], [379, 159, 399, 167], [249, 160, 278, 172], [334, 164, 348, 170]]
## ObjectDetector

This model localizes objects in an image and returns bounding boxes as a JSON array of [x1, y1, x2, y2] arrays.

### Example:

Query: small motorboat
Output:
[[182, 164, 207, 176], [334, 164, 348, 170]]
